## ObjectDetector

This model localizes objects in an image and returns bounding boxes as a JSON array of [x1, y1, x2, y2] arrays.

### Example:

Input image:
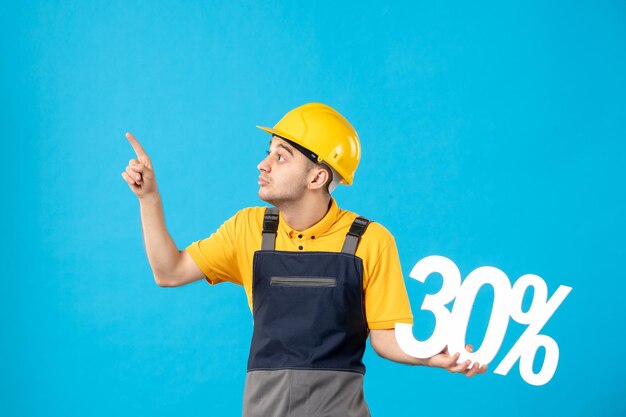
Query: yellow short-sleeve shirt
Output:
[[185, 198, 413, 330]]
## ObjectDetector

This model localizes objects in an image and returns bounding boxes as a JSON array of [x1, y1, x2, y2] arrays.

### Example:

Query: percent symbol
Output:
[[493, 274, 572, 386]]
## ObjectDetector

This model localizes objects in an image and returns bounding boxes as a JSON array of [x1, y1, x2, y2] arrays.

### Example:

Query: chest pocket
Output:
[[270, 276, 337, 287]]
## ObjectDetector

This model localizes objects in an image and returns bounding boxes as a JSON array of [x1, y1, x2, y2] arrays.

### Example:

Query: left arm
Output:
[[369, 329, 487, 378]]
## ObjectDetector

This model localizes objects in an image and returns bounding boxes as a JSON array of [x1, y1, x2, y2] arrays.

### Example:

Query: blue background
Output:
[[3, 1, 625, 416]]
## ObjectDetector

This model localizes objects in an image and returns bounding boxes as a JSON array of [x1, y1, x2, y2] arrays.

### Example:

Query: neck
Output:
[[276, 193, 332, 231]]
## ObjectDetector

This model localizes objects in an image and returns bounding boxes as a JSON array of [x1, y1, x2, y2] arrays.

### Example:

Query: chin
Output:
[[259, 192, 285, 208], [258, 189, 272, 203]]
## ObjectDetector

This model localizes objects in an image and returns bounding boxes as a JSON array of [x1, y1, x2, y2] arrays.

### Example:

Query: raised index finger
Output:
[[126, 132, 148, 158], [125, 132, 152, 168]]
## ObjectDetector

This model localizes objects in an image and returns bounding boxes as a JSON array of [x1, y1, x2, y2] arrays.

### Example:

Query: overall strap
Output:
[[341, 216, 371, 255], [261, 207, 279, 250]]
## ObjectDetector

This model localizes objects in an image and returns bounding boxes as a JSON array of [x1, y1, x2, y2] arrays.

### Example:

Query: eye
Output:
[[266, 149, 286, 162]]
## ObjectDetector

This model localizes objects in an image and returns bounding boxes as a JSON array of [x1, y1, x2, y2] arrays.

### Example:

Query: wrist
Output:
[[415, 356, 433, 368], [138, 192, 161, 205]]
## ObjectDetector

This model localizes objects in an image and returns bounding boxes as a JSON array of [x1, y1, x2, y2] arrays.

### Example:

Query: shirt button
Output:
[[298, 246, 303, 250], [298, 234, 303, 239]]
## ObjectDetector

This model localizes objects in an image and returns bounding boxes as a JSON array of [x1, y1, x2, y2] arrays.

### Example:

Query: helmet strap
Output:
[[281, 138, 320, 165]]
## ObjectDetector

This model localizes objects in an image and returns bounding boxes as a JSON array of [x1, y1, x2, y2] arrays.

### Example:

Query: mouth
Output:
[[258, 176, 270, 186]]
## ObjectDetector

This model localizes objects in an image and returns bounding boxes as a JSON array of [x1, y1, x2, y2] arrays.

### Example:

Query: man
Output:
[[121, 103, 486, 417]]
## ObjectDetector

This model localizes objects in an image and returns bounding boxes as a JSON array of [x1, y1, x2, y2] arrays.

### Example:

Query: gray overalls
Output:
[[242, 207, 372, 417]]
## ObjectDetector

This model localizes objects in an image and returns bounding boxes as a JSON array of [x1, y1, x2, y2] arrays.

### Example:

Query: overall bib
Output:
[[242, 208, 372, 417]]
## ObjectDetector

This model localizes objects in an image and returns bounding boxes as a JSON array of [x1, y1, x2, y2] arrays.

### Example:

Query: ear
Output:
[[307, 167, 330, 191]]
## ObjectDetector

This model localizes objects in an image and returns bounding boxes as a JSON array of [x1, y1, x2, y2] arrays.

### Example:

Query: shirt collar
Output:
[[279, 198, 340, 239]]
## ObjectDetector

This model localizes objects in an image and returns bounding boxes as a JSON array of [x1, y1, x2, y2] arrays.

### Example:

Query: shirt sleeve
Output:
[[363, 232, 414, 330], [184, 210, 244, 286]]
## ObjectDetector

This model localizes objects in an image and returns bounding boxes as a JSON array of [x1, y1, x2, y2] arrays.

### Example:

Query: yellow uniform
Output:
[[185, 198, 413, 330]]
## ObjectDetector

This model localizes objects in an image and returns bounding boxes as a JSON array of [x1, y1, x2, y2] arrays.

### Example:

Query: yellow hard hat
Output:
[[256, 102, 361, 185]]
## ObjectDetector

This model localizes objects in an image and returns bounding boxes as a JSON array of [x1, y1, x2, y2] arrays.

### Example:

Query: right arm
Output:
[[121, 132, 205, 287], [138, 194, 204, 287]]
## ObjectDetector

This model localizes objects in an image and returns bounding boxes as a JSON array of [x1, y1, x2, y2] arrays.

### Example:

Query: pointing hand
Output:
[[121, 132, 158, 200]]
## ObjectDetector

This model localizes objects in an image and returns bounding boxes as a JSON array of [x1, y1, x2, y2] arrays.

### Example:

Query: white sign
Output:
[[396, 255, 572, 386]]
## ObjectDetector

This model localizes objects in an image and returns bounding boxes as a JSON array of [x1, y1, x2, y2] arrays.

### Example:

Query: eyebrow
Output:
[[277, 143, 294, 156], [269, 139, 294, 156]]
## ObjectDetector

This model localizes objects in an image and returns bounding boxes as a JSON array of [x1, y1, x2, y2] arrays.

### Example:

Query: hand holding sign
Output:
[[425, 343, 487, 378], [121, 132, 159, 200]]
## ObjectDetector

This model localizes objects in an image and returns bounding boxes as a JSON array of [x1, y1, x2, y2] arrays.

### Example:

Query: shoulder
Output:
[[232, 206, 267, 220], [228, 206, 268, 228], [337, 208, 396, 255], [360, 219, 396, 258], [363, 221, 395, 245]]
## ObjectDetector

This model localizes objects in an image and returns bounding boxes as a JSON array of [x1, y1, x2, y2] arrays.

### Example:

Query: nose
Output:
[[257, 154, 271, 173]]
